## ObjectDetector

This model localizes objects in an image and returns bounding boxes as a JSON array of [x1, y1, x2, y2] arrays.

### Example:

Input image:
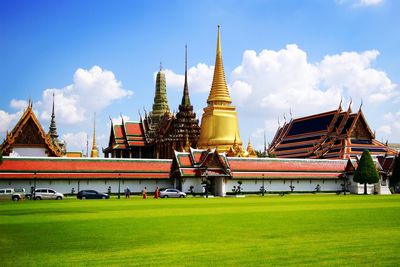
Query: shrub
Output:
[[354, 150, 379, 194]]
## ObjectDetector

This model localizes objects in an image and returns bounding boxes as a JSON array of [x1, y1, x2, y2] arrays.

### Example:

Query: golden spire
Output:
[[246, 138, 257, 158], [207, 25, 232, 105], [198, 26, 242, 153], [90, 113, 99, 158]]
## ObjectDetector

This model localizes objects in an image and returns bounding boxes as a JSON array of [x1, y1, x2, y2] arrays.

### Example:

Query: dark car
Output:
[[77, 190, 109, 199]]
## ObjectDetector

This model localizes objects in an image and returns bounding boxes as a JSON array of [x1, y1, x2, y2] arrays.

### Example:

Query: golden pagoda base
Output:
[[198, 104, 242, 152]]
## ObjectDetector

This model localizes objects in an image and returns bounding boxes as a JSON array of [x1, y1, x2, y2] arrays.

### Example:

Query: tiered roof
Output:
[[268, 104, 396, 159], [172, 149, 347, 180], [105, 120, 147, 152], [229, 157, 347, 180], [0, 101, 64, 157], [172, 148, 231, 177]]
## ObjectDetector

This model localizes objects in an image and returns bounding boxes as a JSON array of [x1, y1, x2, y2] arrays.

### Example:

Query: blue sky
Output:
[[1, 0, 399, 154]]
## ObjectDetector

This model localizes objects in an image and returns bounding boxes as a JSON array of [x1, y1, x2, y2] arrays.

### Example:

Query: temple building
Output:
[[198, 26, 244, 155], [268, 103, 397, 159], [0, 97, 66, 157], [0, 26, 396, 196], [103, 47, 201, 159], [0, 148, 393, 196]]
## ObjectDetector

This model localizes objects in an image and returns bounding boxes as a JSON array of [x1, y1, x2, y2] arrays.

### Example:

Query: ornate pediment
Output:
[[14, 120, 46, 145], [0, 102, 63, 157]]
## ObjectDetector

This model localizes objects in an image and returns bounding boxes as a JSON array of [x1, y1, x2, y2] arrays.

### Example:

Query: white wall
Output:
[[226, 179, 342, 193], [11, 147, 48, 157], [181, 178, 204, 193], [0, 179, 173, 194], [1, 177, 390, 195]]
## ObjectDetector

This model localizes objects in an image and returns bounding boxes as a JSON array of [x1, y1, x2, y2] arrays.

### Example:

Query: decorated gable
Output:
[[0, 102, 63, 157]]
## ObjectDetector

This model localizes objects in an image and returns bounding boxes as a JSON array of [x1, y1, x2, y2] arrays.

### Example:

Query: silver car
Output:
[[34, 188, 64, 200], [160, 189, 186, 198]]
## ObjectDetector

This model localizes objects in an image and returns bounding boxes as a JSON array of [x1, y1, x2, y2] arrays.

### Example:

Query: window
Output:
[[6, 189, 12, 193], [48, 190, 55, 194], [0, 189, 5, 193]]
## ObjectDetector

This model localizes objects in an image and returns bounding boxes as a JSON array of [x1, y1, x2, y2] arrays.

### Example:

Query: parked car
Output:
[[77, 190, 109, 199], [34, 188, 64, 200], [0, 188, 27, 201], [160, 189, 186, 198]]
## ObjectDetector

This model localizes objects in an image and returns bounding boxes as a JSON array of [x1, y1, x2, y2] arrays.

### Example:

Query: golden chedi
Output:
[[198, 26, 243, 153], [90, 114, 99, 158]]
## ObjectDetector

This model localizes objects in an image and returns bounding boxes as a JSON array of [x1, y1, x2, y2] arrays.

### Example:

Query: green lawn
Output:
[[1, 195, 400, 266]]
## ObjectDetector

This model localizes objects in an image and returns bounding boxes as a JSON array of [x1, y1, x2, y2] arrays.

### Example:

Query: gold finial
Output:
[[160, 62, 163, 71], [217, 25, 221, 54], [92, 113, 96, 148], [207, 25, 232, 105], [90, 113, 99, 158]]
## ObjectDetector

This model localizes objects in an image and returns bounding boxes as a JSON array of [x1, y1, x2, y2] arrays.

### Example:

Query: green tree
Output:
[[0, 149, 3, 164], [390, 153, 400, 189], [354, 150, 380, 194]]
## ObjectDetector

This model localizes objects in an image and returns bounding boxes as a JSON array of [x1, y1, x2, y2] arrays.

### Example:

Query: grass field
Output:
[[1, 195, 400, 266]]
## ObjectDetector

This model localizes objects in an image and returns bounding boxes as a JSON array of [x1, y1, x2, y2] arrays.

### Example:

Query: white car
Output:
[[0, 188, 27, 201], [160, 189, 186, 198], [34, 188, 64, 200]]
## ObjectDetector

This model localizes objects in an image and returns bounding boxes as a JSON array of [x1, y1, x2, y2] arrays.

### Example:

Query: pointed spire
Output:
[[86, 134, 89, 158], [207, 25, 232, 105], [90, 113, 99, 158], [181, 44, 191, 106], [264, 130, 267, 154], [49, 92, 59, 143], [151, 63, 170, 123], [348, 97, 353, 113], [92, 113, 97, 148]]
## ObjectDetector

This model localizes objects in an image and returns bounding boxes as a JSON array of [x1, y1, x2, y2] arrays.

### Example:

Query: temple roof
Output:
[[0, 101, 64, 157], [171, 149, 347, 179], [0, 157, 171, 179], [172, 148, 231, 177], [105, 120, 148, 151], [269, 105, 397, 159]]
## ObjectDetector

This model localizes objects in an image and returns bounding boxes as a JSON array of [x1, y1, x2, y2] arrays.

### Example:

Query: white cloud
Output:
[[337, 0, 384, 7], [318, 50, 396, 103], [232, 45, 398, 147], [0, 110, 23, 133], [231, 45, 341, 117], [162, 63, 214, 93], [355, 0, 383, 7], [36, 65, 132, 124], [111, 115, 131, 124], [10, 99, 28, 110], [62, 132, 88, 152], [377, 111, 400, 143], [231, 45, 397, 118], [0, 65, 132, 152]]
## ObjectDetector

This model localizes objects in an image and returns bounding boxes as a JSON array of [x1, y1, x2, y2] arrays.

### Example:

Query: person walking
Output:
[[154, 186, 160, 199], [142, 187, 147, 199], [125, 187, 130, 198]]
